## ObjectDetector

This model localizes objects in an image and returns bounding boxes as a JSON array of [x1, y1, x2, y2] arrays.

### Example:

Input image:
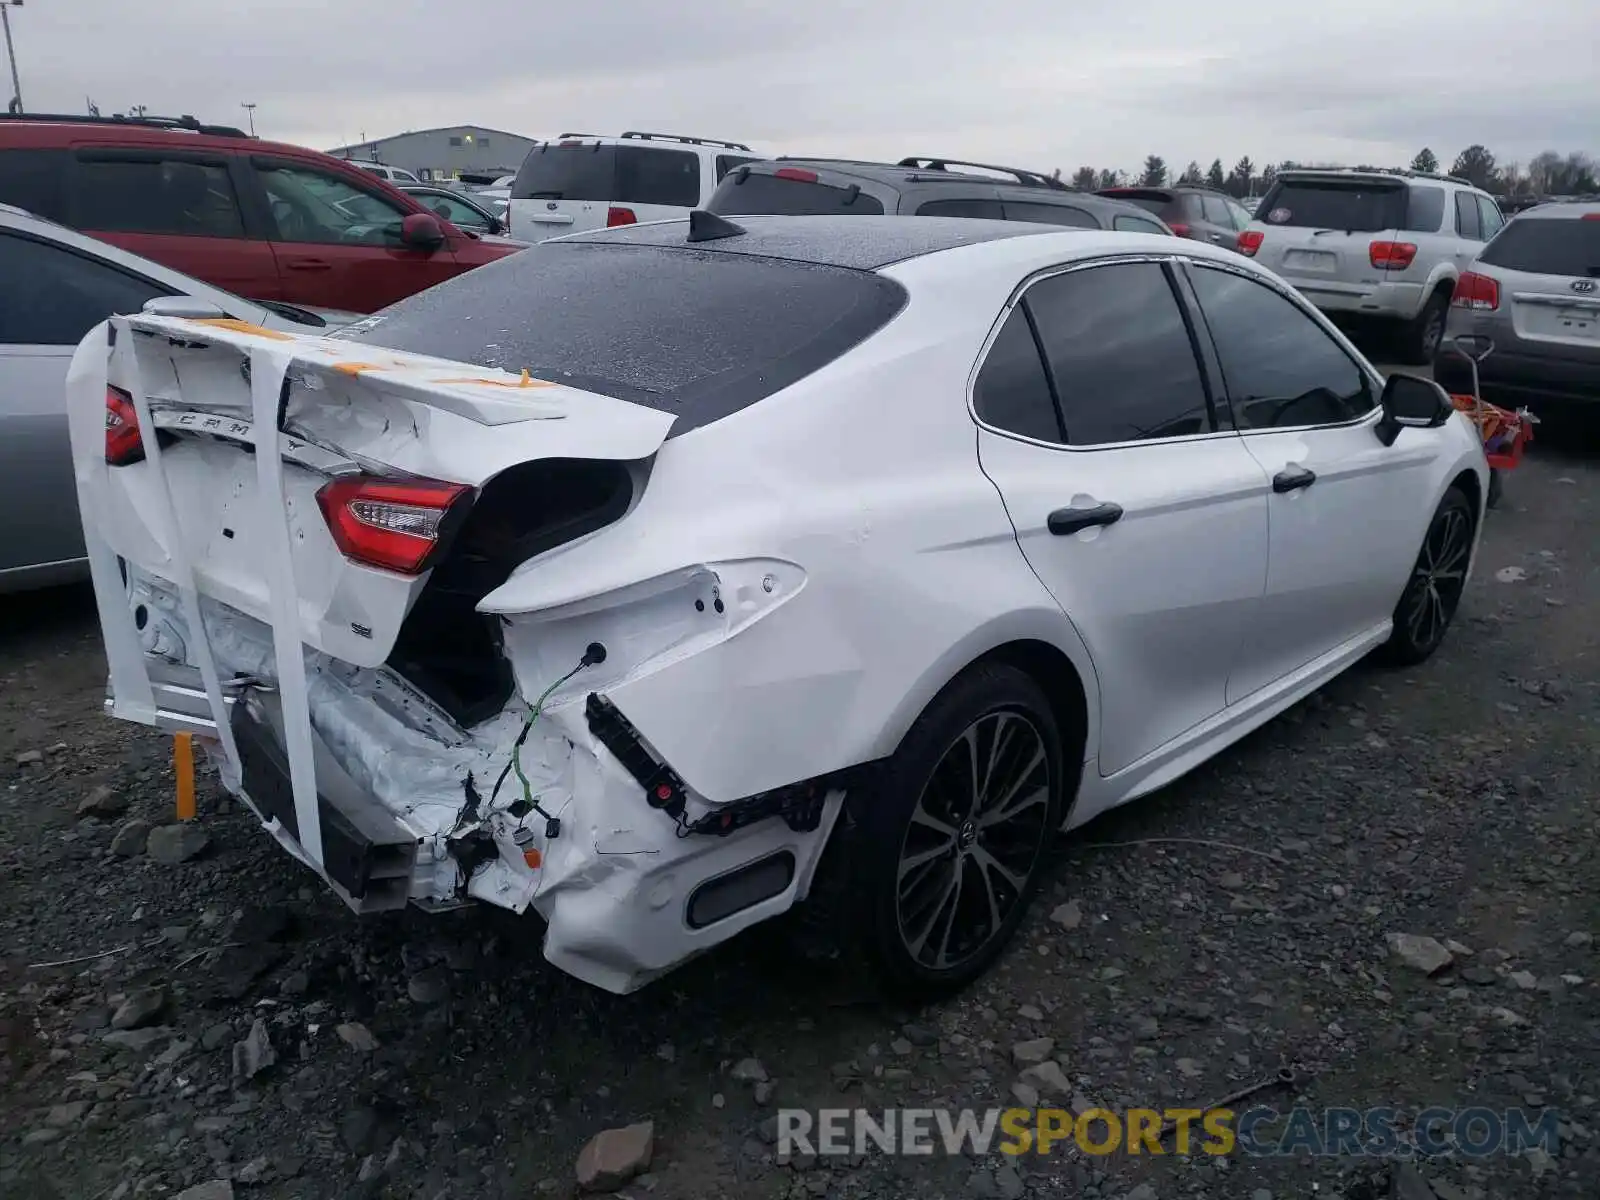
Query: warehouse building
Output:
[[326, 125, 542, 182]]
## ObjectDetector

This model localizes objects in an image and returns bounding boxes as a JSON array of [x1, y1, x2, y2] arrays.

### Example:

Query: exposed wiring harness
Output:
[[488, 642, 607, 838]]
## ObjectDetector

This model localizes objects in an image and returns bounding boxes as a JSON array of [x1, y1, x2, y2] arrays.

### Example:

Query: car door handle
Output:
[[283, 258, 332, 271], [1047, 502, 1123, 536], [1272, 465, 1317, 493]]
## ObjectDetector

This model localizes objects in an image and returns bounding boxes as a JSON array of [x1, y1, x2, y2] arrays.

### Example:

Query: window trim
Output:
[[1178, 256, 1385, 435], [964, 253, 1231, 453]]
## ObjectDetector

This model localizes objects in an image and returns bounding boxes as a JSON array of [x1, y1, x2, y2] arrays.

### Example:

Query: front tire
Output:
[[842, 664, 1065, 999], [1381, 486, 1475, 666]]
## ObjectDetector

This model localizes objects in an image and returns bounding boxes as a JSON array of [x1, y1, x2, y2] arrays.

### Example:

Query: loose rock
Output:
[[77, 784, 128, 818], [110, 986, 168, 1031], [576, 1121, 654, 1193], [1050, 900, 1083, 930], [336, 1022, 380, 1053], [1385, 933, 1454, 975], [174, 1183, 233, 1200], [730, 1056, 769, 1084], [147, 823, 211, 864], [232, 1018, 276, 1082], [1011, 1037, 1055, 1066], [110, 819, 153, 857]]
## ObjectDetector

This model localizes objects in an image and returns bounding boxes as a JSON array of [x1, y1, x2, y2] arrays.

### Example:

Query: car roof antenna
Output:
[[687, 210, 746, 243]]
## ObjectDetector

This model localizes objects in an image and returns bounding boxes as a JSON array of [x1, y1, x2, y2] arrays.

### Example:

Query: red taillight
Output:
[[105, 386, 145, 466], [1167, 222, 1192, 238], [1370, 240, 1418, 270], [1582, 213, 1600, 221], [1453, 271, 1500, 311], [773, 167, 818, 183], [1237, 230, 1264, 256], [315, 475, 471, 576], [606, 206, 637, 227]]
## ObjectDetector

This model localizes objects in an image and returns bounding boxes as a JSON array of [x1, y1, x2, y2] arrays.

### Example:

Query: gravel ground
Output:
[[2, 392, 1596, 1200]]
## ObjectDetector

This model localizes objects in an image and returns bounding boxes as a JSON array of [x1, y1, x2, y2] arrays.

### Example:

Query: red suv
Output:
[[0, 114, 523, 313]]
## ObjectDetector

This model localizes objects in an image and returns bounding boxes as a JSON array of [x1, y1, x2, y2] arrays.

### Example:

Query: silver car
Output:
[[0, 203, 355, 594], [1433, 200, 1600, 412], [1240, 168, 1505, 363]]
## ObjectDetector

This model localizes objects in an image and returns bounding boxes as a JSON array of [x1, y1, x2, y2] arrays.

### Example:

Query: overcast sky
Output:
[[14, 0, 1596, 174]]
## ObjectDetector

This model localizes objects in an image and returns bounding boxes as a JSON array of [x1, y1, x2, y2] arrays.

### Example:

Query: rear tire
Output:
[[1402, 290, 1449, 365], [1380, 487, 1475, 666], [838, 664, 1066, 1000]]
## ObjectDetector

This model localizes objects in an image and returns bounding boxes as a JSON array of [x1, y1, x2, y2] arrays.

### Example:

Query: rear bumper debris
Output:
[[119, 574, 842, 994]]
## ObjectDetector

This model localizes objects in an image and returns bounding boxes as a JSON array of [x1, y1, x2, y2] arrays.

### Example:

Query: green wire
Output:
[[510, 664, 584, 814]]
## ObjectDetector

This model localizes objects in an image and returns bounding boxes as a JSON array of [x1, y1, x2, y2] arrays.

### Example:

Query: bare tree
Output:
[[1450, 145, 1497, 191]]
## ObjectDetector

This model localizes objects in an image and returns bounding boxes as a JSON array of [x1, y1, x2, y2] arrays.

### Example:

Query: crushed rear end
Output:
[[65, 313, 845, 993]]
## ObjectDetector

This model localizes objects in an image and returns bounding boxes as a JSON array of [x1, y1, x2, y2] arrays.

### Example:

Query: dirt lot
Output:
[[2, 406, 1597, 1200]]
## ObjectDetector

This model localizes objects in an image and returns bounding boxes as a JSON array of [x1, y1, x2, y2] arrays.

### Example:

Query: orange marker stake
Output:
[[174, 732, 197, 821]]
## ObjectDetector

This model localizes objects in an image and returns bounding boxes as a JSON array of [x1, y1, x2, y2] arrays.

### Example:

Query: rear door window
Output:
[[510, 144, 617, 200], [1478, 217, 1600, 277], [0, 148, 69, 221], [915, 198, 1006, 220], [973, 308, 1062, 442], [1403, 186, 1445, 232], [337, 241, 907, 436], [1454, 192, 1482, 240], [71, 156, 246, 238], [1477, 195, 1505, 240], [708, 171, 885, 215], [0, 230, 169, 346], [1001, 201, 1098, 228], [1023, 261, 1212, 446], [616, 146, 700, 207], [1202, 195, 1233, 225], [1258, 180, 1405, 232]]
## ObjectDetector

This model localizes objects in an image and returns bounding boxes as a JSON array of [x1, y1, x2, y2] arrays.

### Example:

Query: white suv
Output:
[[505, 131, 767, 241], [1239, 168, 1505, 362]]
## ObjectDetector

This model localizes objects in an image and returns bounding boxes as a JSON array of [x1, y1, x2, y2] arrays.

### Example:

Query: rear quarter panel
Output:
[[479, 259, 1102, 803]]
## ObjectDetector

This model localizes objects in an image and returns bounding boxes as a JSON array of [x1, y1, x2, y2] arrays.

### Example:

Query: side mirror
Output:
[[1375, 372, 1453, 446], [487, 215, 504, 235], [399, 212, 446, 252]]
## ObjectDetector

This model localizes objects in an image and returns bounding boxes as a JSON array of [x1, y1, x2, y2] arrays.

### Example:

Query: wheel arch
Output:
[[874, 612, 1099, 810]]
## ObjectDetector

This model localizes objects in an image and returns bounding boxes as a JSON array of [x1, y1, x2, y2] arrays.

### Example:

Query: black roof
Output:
[[558, 213, 1057, 270]]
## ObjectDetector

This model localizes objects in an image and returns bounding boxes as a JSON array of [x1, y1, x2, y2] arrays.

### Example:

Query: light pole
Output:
[[241, 102, 256, 136], [2, 0, 23, 115]]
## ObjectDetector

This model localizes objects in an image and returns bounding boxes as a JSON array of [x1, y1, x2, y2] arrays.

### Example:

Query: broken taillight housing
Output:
[[105, 386, 146, 465], [316, 475, 472, 576]]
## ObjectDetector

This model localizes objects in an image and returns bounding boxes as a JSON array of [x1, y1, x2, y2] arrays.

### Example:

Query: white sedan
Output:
[[68, 213, 1486, 997]]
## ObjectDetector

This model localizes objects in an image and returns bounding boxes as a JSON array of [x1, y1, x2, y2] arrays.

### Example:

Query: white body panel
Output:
[[70, 225, 1488, 994]]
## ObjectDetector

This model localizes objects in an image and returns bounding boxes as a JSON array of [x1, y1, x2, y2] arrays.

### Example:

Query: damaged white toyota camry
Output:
[[67, 212, 1488, 997]]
